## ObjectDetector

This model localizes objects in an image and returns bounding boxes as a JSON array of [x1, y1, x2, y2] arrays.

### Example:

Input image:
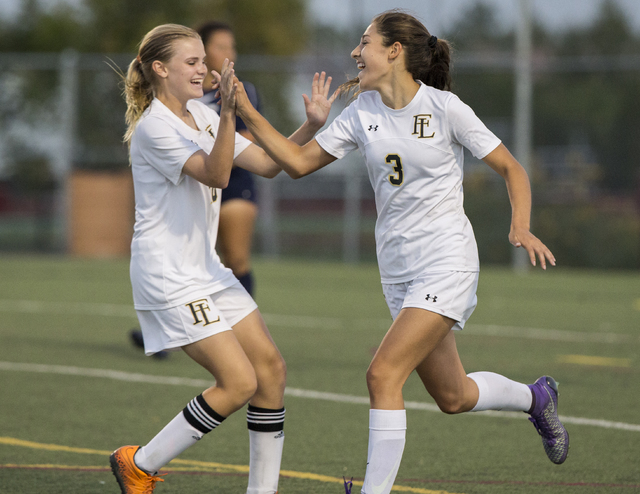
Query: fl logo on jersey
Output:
[[412, 114, 435, 139]]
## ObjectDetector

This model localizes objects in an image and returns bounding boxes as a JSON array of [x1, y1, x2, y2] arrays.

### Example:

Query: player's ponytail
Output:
[[339, 9, 452, 99], [123, 57, 153, 143], [420, 35, 452, 92], [121, 24, 201, 144]]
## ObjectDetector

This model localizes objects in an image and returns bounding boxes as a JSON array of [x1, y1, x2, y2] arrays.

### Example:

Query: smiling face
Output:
[[154, 37, 207, 103], [351, 23, 394, 92]]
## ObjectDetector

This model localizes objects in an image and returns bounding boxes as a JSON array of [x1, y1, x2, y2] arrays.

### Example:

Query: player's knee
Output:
[[266, 352, 287, 390], [434, 392, 468, 415], [228, 370, 259, 407], [366, 363, 394, 397]]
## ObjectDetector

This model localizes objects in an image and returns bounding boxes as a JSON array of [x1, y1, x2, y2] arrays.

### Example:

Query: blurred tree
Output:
[[83, 0, 199, 52], [445, 0, 640, 193], [224, 0, 307, 55], [1, 0, 308, 55], [446, 2, 513, 51], [559, 0, 638, 56], [0, 0, 310, 164], [536, 0, 640, 191], [0, 0, 88, 52]]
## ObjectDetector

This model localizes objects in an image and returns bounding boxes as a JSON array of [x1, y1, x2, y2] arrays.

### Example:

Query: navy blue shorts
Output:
[[221, 166, 257, 204]]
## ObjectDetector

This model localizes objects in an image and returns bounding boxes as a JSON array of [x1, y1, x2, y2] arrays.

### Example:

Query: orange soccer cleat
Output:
[[110, 445, 165, 493]]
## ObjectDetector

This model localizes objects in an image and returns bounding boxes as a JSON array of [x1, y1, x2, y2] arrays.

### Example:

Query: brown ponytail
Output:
[[421, 35, 452, 92], [121, 24, 201, 143]]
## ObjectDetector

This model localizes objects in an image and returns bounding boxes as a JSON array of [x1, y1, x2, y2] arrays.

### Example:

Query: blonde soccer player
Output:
[[232, 10, 569, 494], [109, 23, 336, 494]]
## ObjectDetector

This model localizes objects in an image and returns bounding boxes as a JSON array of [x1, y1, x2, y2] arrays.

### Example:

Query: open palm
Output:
[[303, 71, 340, 128]]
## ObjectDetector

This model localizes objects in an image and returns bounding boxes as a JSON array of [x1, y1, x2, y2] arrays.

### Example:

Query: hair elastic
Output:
[[428, 35, 438, 48], [136, 55, 142, 64]]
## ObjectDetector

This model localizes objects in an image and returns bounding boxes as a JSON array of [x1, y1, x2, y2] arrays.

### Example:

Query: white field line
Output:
[[0, 299, 135, 318], [1, 361, 639, 432], [0, 299, 638, 344]]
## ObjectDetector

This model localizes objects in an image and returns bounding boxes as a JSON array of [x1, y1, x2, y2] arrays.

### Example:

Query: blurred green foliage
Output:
[[463, 182, 640, 269], [0, 0, 308, 54], [0, 0, 309, 166]]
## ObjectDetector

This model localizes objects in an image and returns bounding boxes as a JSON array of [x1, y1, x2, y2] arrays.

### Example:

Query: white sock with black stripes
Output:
[[134, 393, 226, 473], [246, 405, 285, 494]]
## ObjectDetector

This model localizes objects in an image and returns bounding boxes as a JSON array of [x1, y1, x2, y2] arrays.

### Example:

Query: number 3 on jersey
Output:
[[386, 154, 404, 186]]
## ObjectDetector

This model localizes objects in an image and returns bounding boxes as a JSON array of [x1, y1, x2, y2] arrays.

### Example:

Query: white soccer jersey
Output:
[[129, 98, 252, 310], [316, 83, 501, 283]]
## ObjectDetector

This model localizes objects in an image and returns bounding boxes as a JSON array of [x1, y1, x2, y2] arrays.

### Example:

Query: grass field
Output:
[[0, 255, 639, 493]]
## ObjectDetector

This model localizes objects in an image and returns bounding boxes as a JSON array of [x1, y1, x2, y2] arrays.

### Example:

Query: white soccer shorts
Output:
[[136, 281, 258, 355], [382, 271, 479, 330]]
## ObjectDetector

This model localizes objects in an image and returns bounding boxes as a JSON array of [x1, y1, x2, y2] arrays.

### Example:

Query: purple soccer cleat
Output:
[[343, 476, 353, 494], [527, 376, 569, 464]]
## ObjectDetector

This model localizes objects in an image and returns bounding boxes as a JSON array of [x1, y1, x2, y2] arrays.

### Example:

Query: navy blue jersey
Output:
[[200, 81, 260, 204]]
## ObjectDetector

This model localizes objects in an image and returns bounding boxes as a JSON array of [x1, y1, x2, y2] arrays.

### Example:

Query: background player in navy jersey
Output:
[[231, 9, 569, 494], [198, 20, 260, 296]]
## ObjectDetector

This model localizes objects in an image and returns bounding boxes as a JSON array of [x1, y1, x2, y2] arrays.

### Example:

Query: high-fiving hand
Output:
[[302, 71, 340, 128], [210, 58, 237, 114]]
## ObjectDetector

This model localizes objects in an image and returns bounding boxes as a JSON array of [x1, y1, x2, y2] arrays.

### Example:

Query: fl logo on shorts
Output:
[[185, 298, 220, 326]]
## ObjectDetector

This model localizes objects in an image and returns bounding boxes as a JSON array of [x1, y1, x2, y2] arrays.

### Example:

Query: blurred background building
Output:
[[0, 0, 638, 269]]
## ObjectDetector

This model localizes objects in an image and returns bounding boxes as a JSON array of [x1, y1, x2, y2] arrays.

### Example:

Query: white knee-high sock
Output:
[[134, 394, 225, 473], [361, 409, 406, 494], [468, 371, 532, 412], [246, 405, 286, 494]]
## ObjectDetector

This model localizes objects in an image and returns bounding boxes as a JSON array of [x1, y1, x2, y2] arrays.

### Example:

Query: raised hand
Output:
[[234, 78, 253, 117], [210, 58, 237, 114], [302, 71, 340, 129]]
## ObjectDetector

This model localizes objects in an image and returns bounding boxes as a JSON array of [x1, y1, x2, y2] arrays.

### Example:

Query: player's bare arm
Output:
[[234, 72, 338, 178], [483, 143, 556, 269], [182, 59, 237, 188]]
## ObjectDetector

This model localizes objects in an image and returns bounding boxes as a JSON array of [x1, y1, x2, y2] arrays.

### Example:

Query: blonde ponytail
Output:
[[123, 58, 154, 143]]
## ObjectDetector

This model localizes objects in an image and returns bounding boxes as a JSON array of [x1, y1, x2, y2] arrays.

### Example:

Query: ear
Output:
[[388, 41, 403, 62], [152, 60, 168, 79]]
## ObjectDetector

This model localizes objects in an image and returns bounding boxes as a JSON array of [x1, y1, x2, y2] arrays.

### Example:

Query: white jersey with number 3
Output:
[[316, 82, 501, 283]]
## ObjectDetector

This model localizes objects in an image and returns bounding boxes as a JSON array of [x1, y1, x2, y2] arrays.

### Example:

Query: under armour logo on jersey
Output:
[[368, 125, 378, 131], [425, 294, 438, 302]]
